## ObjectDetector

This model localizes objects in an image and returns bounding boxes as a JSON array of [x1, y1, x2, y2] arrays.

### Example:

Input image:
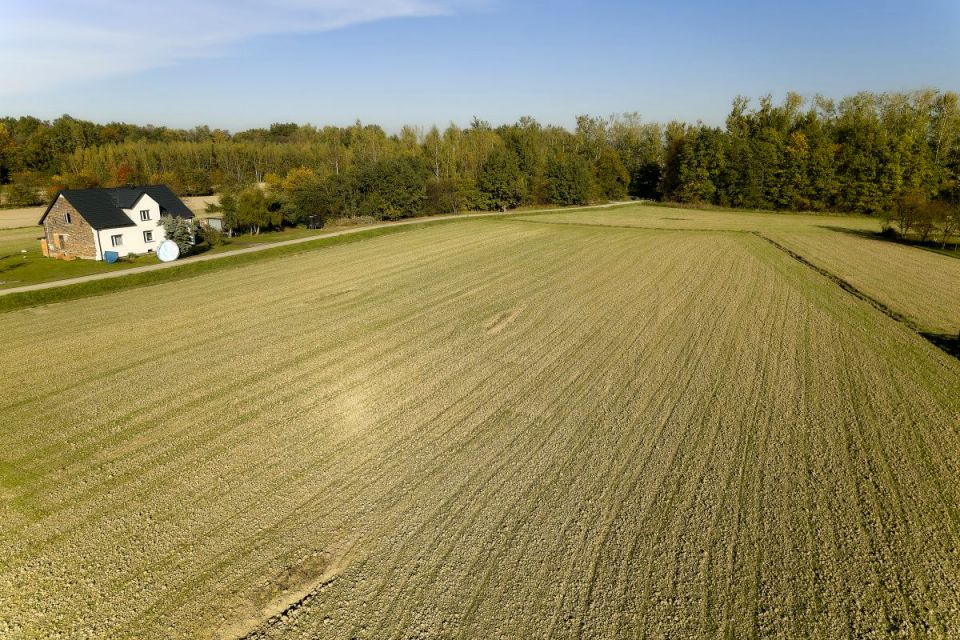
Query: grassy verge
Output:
[[204, 226, 336, 253], [0, 219, 465, 314]]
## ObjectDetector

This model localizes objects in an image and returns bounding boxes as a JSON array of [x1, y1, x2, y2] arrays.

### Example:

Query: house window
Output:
[[111, 234, 123, 247], [143, 230, 154, 243], [64, 212, 72, 224], [140, 210, 151, 221]]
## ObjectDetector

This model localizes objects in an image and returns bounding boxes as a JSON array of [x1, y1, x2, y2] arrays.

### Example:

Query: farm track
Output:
[[1, 213, 959, 638]]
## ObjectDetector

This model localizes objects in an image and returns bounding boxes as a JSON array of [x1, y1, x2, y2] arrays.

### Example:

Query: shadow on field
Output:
[[816, 225, 882, 240], [920, 332, 960, 358], [817, 225, 960, 257]]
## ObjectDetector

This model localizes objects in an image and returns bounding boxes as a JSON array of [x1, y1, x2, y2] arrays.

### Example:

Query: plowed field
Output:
[[2, 211, 959, 638]]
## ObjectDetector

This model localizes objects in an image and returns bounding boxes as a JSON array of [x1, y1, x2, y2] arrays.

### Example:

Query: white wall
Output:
[[97, 194, 168, 259]]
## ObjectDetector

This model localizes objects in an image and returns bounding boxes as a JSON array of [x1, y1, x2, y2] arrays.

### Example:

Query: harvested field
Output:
[[182, 194, 220, 213], [517, 205, 880, 233], [1, 215, 960, 638], [0, 206, 42, 229]]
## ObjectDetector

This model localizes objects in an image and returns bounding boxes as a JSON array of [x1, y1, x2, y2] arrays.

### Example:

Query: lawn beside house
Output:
[[0, 227, 158, 288], [0, 225, 342, 289]]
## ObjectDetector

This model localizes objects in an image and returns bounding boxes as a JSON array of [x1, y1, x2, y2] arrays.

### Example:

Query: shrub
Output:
[[197, 224, 225, 248]]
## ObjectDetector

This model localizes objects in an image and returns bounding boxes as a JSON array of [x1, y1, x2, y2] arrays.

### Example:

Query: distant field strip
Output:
[[517, 206, 880, 233], [0, 207, 41, 229], [523, 205, 959, 337], [1, 218, 960, 638], [764, 229, 960, 336]]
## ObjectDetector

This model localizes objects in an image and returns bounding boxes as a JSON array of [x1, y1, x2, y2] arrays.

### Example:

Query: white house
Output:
[[39, 185, 195, 260]]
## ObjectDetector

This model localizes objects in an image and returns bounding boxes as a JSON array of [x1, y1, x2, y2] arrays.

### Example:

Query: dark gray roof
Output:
[[39, 185, 194, 230], [119, 185, 196, 219]]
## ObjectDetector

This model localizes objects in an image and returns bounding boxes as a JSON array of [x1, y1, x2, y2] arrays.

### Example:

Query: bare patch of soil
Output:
[[485, 307, 523, 335], [214, 535, 361, 640]]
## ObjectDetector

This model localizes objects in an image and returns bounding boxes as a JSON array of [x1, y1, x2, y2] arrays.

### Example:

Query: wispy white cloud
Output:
[[0, 0, 465, 95]]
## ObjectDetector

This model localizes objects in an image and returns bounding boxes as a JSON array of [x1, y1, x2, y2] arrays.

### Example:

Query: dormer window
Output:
[[64, 212, 72, 224], [140, 210, 151, 221]]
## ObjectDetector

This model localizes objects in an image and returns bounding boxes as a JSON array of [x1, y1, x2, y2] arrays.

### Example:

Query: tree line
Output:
[[1, 90, 958, 234]]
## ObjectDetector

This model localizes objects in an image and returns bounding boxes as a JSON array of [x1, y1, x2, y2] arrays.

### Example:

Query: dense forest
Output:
[[1, 90, 959, 233]]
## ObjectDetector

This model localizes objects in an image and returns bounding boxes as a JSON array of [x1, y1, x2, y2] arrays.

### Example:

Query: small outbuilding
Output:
[[198, 214, 224, 231], [38, 185, 194, 260]]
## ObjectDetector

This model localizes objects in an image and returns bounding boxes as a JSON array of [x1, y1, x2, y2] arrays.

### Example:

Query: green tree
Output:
[[676, 127, 726, 204], [0, 123, 16, 184], [659, 122, 689, 201], [280, 167, 325, 225], [609, 114, 663, 199], [354, 156, 429, 219], [545, 154, 594, 205], [215, 192, 239, 235], [477, 147, 523, 211], [574, 115, 608, 162], [235, 186, 279, 234], [594, 147, 630, 200], [6, 171, 44, 206], [426, 177, 482, 214]]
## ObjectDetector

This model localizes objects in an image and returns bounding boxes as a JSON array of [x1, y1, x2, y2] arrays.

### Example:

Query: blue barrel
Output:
[[104, 251, 119, 263]]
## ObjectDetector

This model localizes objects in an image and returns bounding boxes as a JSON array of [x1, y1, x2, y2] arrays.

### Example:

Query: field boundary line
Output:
[[753, 232, 959, 360]]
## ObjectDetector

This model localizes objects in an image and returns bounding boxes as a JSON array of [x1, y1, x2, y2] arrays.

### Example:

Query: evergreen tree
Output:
[[157, 215, 196, 255]]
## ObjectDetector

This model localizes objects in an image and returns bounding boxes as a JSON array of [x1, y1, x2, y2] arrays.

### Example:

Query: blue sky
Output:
[[2, 0, 958, 132]]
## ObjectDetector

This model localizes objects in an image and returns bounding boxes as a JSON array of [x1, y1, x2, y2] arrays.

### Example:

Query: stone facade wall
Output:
[[43, 196, 97, 259]]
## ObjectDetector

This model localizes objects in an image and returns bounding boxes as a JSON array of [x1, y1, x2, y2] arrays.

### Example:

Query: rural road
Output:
[[0, 202, 631, 297]]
